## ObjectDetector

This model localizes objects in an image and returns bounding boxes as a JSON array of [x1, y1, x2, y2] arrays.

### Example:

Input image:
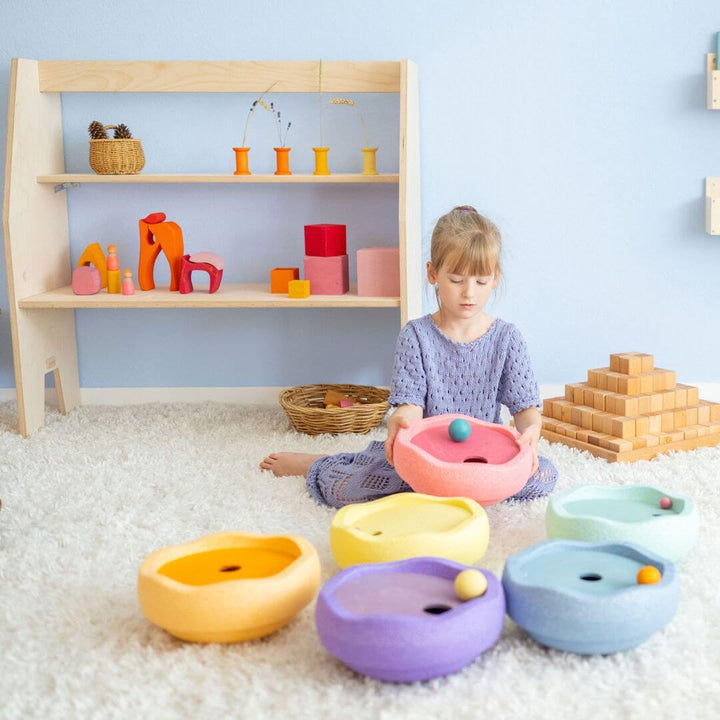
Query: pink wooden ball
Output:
[[659, 497, 672, 510]]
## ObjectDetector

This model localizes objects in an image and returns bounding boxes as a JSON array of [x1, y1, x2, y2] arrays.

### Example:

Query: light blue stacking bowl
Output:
[[502, 540, 679, 655], [546, 484, 698, 562]]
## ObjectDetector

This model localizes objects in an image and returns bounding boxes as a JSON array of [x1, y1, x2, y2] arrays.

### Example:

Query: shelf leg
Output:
[[13, 309, 80, 437]]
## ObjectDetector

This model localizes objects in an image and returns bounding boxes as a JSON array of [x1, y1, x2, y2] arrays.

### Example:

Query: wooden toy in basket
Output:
[[280, 384, 389, 435]]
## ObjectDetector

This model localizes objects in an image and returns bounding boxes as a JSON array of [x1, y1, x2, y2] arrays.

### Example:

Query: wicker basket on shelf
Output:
[[89, 124, 145, 175], [280, 384, 390, 435]]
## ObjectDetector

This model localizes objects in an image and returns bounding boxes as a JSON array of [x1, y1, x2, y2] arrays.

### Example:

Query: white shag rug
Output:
[[1, 401, 719, 720]]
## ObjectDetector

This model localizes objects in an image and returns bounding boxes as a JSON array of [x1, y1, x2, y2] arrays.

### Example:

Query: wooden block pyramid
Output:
[[541, 352, 720, 462]]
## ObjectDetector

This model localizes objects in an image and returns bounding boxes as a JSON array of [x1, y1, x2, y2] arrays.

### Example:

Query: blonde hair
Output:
[[430, 206, 502, 277]]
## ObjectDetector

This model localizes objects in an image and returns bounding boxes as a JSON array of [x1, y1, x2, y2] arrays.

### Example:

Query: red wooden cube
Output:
[[304, 254, 349, 295], [304, 224, 347, 256]]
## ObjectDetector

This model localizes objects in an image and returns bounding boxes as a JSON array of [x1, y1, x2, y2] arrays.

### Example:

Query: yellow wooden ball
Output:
[[637, 565, 662, 584], [454, 569, 487, 601]]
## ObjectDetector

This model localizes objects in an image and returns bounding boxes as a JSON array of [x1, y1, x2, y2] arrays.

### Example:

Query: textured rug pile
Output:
[[1, 401, 718, 719]]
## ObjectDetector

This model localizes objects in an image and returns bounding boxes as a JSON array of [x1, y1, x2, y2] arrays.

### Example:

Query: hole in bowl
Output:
[[580, 573, 602, 582], [463, 456, 488, 464], [371, 531, 382, 536], [220, 565, 242, 573], [423, 604, 452, 615]]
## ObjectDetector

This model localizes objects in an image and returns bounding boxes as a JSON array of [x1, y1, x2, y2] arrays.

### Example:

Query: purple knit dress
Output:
[[307, 315, 557, 508]]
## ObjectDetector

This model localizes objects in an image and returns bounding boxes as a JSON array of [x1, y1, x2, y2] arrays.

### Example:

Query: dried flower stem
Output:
[[317, 59, 324, 146], [242, 81, 278, 147], [329, 98, 370, 147]]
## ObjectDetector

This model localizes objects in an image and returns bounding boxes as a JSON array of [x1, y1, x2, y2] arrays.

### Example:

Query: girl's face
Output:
[[427, 262, 499, 320]]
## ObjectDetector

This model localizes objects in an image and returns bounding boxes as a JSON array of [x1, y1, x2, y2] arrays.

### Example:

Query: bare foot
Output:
[[259, 452, 326, 478]]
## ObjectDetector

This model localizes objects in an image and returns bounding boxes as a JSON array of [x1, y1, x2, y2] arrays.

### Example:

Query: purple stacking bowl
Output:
[[315, 557, 505, 682]]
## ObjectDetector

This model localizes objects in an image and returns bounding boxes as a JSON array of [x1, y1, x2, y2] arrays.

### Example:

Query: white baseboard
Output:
[[1, 383, 719, 407]]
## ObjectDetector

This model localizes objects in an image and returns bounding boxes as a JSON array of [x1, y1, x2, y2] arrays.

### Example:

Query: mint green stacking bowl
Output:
[[545, 484, 698, 562]]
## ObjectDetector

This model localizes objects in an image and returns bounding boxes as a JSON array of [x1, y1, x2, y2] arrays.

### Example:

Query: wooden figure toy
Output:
[[121, 269, 135, 295], [76, 242, 108, 288], [179, 253, 225, 294], [106, 245, 121, 293], [138, 212, 184, 291]]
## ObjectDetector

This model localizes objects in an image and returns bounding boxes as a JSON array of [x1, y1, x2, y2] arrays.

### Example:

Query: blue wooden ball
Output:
[[448, 418, 472, 442]]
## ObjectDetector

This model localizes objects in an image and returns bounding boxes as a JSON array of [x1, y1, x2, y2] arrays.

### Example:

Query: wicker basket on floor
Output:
[[280, 384, 390, 435]]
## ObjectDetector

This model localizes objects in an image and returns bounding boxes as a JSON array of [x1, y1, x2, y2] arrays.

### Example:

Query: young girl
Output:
[[260, 206, 558, 507]]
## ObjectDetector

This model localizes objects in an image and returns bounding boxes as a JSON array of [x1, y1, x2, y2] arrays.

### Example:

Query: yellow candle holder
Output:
[[232, 147, 251, 175], [313, 146, 330, 175], [361, 147, 379, 175]]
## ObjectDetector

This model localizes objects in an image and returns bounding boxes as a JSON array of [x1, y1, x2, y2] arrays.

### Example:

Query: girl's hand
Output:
[[517, 424, 540, 474], [385, 414, 411, 466]]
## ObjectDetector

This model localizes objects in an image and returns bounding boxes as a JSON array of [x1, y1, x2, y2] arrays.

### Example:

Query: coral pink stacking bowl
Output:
[[393, 414, 534, 506]]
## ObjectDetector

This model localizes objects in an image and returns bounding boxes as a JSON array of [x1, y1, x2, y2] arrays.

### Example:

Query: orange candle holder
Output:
[[274, 147, 292, 176], [361, 147, 379, 176], [232, 147, 251, 175], [313, 147, 330, 175]]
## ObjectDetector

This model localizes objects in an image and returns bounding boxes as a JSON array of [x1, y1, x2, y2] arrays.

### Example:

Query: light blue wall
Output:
[[1, 0, 719, 390]]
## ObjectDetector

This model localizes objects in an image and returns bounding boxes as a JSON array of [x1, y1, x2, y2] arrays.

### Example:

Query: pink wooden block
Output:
[[304, 254, 349, 295], [357, 247, 400, 297], [72, 266, 101, 295]]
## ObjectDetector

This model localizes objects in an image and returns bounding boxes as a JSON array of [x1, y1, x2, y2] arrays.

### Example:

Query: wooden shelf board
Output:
[[37, 173, 399, 185], [542, 428, 720, 463], [17, 283, 400, 309]]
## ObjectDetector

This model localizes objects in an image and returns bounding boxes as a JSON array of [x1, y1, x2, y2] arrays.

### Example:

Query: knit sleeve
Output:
[[388, 322, 427, 408], [497, 325, 541, 415]]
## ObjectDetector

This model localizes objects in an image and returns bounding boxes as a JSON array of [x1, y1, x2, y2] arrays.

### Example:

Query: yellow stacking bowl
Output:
[[330, 492, 489, 568], [138, 531, 321, 643]]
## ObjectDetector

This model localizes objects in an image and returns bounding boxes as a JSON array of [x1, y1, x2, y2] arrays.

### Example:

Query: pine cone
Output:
[[88, 120, 108, 140], [113, 124, 133, 139]]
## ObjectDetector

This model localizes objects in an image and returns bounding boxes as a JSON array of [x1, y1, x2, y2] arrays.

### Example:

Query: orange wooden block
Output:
[[76, 242, 108, 289], [686, 406, 699, 426], [138, 213, 184, 291], [651, 368, 677, 392], [711, 403, 720, 422], [542, 398, 555, 417], [288, 279, 311, 298], [610, 353, 642, 375], [576, 429, 590, 443], [551, 399, 571, 421], [605, 372, 621, 393], [270, 267, 300, 294], [648, 393, 663, 413], [673, 409, 687, 428], [641, 433, 660, 447], [669, 430, 684, 443], [571, 405, 594, 429], [610, 416, 636, 439], [542, 417, 559, 431], [631, 436, 648, 450], [561, 404, 573, 423], [557, 422, 578, 439], [683, 427, 699, 440]]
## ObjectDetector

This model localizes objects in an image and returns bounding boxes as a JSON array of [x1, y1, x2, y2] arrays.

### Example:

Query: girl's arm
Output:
[[385, 403, 424, 465], [513, 406, 542, 472]]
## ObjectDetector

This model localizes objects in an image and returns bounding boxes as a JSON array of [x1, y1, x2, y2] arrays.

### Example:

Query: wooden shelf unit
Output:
[[38, 173, 400, 185], [707, 53, 719, 109], [18, 284, 401, 309], [2, 59, 422, 437], [705, 177, 720, 234]]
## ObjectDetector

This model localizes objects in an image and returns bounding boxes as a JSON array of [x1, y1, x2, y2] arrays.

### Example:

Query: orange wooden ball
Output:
[[637, 565, 662, 584]]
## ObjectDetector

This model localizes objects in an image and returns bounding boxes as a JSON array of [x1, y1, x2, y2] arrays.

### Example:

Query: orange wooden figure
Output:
[[76, 242, 108, 288], [138, 212, 185, 291]]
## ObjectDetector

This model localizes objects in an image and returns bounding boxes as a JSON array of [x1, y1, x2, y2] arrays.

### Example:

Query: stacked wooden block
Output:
[[541, 352, 720, 462], [303, 224, 349, 295]]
